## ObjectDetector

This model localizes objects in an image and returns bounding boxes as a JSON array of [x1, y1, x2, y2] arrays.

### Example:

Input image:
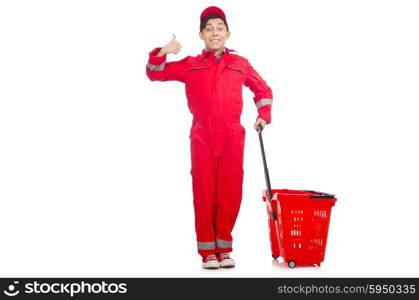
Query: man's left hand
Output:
[[253, 118, 267, 131]]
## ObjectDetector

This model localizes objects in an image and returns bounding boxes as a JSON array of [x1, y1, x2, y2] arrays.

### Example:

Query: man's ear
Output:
[[199, 31, 204, 40], [226, 31, 231, 39]]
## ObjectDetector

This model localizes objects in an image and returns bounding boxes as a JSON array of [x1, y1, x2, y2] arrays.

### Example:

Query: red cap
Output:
[[200, 6, 227, 22]]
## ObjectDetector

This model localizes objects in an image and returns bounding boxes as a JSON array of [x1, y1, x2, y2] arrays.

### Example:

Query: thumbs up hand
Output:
[[157, 34, 182, 56]]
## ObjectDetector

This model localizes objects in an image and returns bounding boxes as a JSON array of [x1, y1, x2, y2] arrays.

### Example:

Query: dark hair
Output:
[[200, 14, 229, 32]]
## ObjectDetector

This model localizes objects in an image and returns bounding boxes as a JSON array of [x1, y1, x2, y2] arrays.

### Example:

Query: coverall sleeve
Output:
[[244, 62, 273, 123], [146, 47, 186, 83]]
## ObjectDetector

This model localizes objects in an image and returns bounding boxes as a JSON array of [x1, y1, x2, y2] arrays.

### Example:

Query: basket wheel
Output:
[[288, 260, 296, 268], [272, 254, 279, 260]]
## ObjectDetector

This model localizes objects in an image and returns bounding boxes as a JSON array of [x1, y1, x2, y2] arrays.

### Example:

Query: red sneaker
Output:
[[216, 253, 235, 268], [202, 254, 220, 269]]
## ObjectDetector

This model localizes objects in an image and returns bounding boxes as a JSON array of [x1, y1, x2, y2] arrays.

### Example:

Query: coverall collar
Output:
[[198, 47, 236, 62]]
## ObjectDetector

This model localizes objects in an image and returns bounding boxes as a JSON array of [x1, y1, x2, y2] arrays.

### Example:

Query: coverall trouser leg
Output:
[[189, 118, 245, 257]]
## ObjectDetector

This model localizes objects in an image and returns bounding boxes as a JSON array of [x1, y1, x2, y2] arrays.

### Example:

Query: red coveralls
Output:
[[146, 47, 273, 257]]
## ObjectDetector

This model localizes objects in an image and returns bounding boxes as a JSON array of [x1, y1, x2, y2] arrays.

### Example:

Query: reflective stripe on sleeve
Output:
[[197, 241, 216, 250], [216, 238, 232, 249], [255, 98, 273, 109], [146, 62, 166, 71]]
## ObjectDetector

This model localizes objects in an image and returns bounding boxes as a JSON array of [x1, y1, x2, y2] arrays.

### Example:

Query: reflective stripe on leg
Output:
[[216, 238, 233, 249], [197, 241, 216, 250]]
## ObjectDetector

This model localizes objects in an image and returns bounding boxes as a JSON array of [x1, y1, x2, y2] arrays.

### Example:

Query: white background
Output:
[[1, 0, 418, 277]]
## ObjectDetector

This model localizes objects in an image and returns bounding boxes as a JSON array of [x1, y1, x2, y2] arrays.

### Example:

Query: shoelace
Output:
[[204, 254, 217, 262], [217, 253, 230, 260]]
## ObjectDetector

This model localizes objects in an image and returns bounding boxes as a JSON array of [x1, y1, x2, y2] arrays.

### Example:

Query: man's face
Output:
[[199, 18, 230, 52]]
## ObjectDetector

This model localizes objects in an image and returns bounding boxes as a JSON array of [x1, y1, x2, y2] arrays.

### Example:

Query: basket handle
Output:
[[257, 124, 273, 201], [304, 190, 336, 199]]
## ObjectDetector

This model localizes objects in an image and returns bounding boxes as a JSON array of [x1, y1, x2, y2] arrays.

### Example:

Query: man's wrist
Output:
[[156, 48, 167, 57]]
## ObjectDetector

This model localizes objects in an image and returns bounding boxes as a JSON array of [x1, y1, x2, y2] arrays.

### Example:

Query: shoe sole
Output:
[[220, 259, 235, 268], [220, 264, 235, 268], [202, 262, 220, 270]]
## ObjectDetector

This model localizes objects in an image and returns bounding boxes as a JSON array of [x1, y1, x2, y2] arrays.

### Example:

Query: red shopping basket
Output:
[[257, 125, 337, 268], [262, 189, 336, 268]]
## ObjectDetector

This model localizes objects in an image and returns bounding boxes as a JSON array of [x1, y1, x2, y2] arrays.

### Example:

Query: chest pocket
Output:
[[225, 62, 248, 87], [185, 64, 210, 84], [186, 63, 210, 72]]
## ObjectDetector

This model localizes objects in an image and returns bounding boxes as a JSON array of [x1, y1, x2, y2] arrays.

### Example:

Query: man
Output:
[[146, 6, 273, 269]]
